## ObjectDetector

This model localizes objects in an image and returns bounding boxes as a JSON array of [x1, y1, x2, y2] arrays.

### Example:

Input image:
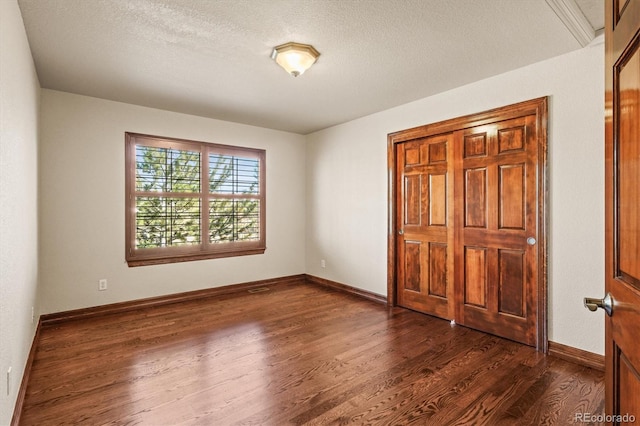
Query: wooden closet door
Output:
[[396, 134, 454, 320], [454, 116, 539, 346], [389, 97, 547, 350]]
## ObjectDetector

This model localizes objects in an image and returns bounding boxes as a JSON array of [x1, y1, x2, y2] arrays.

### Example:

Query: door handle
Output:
[[398, 229, 404, 235], [583, 292, 613, 316]]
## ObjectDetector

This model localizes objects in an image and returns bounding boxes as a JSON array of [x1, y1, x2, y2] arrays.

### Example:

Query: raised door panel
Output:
[[464, 246, 488, 308], [428, 242, 448, 298], [429, 174, 447, 226], [499, 164, 525, 230], [611, 2, 640, 289], [402, 240, 422, 292], [464, 132, 488, 158], [618, 52, 640, 283], [498, 249, 525, 318], [618, 352, 640, 419], [404, 175, 422, 226], [464, 168, 488, 228]]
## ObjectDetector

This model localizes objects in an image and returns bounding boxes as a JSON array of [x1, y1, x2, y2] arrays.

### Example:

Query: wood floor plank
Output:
[[18, 280, 604, 425]]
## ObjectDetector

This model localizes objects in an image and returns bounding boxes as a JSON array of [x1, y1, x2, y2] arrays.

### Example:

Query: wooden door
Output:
[[604, 0, 640, 419], [396, 134, 455, 320], [454, 116, 539, 347]]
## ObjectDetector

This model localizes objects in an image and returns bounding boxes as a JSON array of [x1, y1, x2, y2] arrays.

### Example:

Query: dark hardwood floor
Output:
[[19, 280, 604, 425]]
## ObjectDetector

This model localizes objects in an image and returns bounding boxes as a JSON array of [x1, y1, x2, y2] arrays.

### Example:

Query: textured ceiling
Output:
[[17, 0, 603, 134]]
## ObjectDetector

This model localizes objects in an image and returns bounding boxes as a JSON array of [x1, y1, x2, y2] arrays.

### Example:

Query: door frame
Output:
[[387, 97, 549, 352]]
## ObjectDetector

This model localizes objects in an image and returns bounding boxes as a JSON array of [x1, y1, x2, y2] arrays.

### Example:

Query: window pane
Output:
[[136, 146, 200, 192], [136, 197, 201, 248], [209, 154, 259, 194], [209, 199, 260, 243], [127, 132, 266, 265]]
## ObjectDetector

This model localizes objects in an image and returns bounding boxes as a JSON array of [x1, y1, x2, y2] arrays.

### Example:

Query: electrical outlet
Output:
[[31, 306, 34, 324], [321, 259, 326, 268], [7, 367, 11, 396], [99, 279, 108, 291]]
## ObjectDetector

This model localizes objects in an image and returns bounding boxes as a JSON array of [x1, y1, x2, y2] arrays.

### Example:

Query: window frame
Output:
[[125, 132, 266, 267]]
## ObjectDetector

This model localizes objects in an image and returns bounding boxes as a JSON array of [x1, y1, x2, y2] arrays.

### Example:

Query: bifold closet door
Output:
[[393, 103, 544, 348]]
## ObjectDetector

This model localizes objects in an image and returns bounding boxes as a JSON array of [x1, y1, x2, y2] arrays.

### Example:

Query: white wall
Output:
[[38, 90, 306, 314], [306, 38, 605, 355], [0, 1, 41, 423]]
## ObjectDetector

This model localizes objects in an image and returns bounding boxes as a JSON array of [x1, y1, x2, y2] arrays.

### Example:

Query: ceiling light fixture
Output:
[[271, 42, 320, 77]]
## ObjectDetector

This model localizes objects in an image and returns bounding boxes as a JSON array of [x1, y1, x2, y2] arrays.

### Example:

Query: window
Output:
[[125, 133, 265, 266]]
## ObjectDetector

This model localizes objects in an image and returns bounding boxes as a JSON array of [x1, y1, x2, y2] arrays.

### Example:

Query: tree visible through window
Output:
[[125, 133, 265, 266]]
